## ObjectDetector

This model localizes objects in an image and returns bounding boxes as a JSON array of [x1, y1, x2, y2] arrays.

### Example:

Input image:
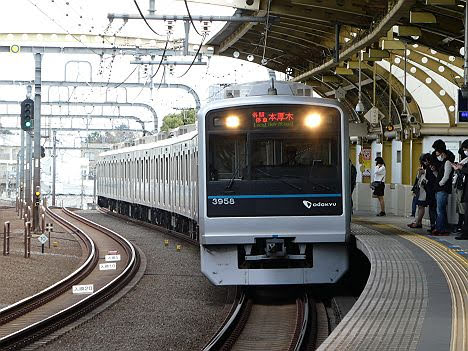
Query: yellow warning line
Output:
[[354, 220, 467, 351]]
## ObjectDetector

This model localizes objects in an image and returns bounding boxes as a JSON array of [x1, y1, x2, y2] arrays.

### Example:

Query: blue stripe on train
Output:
[[207, 194, 342, 199]]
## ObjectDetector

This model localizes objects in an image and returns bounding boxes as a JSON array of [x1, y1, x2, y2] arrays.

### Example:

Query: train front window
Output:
[[250, 135, 339, 191], [208, 134, 340, 191], [206, 104, 343, 217], [208, 134, 247, 181]]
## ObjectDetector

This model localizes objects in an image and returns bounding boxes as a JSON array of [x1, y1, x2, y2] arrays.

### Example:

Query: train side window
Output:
[[166, 157, 169, 183], [185, 153, 188, 184]]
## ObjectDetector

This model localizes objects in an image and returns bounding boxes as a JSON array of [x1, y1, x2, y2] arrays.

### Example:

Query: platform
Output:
[[320, 212, 467, 351]]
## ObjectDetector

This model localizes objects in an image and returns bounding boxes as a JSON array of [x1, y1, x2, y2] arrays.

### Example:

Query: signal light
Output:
[[386, 124, 395, 132], [20, 98, 34, 131], [34, 189, 41, 207], [10, 44, 20, 54], [40, 146, 45, 158]]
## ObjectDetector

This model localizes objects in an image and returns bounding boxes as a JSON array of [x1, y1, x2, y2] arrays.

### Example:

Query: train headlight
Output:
[[226, 115, 240, 128], [304, 113, 321, 128]]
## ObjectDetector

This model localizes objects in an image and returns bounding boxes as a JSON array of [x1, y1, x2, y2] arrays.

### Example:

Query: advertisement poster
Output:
[[359, 148, 372, 181]]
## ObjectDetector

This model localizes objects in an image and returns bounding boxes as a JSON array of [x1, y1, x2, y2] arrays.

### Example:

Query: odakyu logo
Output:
[[303, 200, 337, 208]]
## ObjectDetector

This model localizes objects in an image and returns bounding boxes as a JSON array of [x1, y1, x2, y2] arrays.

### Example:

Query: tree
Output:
[[86, 131, 103, 143], [161, 109, 197, 132]]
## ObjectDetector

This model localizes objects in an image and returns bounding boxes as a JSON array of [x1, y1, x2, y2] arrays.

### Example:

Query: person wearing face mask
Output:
[[408, 154, 431, 229], [372, 157, 386, 216], [453, 147, 468, 233], [425, 154, 438, 233], [431, 140, 455, 235], [452, 139, 468, 240]]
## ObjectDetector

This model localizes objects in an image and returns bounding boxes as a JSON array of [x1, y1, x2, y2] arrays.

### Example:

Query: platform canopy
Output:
[[207, 0, 467, 131]]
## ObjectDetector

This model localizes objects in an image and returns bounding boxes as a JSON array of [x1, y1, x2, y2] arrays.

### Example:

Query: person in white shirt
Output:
[[373, 157, 386, 216]]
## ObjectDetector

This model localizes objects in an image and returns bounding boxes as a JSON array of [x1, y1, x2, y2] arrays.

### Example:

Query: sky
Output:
[[0, 0, 279, 199], [0, 0, 276, 135]]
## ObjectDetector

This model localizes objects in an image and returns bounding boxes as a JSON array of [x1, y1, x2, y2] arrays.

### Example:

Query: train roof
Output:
[[98, 130, 197, 158], [200, 94, 345, 116]]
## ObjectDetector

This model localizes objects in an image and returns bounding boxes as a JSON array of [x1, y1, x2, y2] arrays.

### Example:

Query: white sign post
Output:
[[38, 233, 48, 253], [45, 222, 53, 248]]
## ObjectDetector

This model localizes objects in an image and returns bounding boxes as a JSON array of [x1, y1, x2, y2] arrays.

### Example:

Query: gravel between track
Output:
[[0, 207, 82, 308], [42, 210, 231, 351]]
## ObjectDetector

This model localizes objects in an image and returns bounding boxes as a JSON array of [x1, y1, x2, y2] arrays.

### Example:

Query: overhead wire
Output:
[[114, 66, 139, 89], [183, 0, 201, 36], [177, 34, 206, 78], [150, 35, 170, 79], [133, 0, 162, 37], [26, 0, 101, 55]]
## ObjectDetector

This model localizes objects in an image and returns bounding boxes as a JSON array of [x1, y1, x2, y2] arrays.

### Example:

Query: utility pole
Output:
[[25, 132, 32, 211], [52, 130, 57, 206], [19, 129, 24, 210], [32, 53, 42, 232]]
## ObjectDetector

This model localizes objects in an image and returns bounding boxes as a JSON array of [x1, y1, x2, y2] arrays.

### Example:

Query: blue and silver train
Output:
[[97, 81, 350, 285]]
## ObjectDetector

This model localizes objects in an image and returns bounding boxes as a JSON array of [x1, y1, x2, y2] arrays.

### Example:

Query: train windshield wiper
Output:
[[225, 168, 239, 191], [254, 167, 302, 191]]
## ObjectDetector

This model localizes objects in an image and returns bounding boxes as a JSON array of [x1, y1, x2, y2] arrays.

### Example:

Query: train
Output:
[[96, 80, 350, 285]]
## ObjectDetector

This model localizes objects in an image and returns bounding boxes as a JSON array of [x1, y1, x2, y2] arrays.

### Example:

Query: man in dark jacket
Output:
[[350, 160, 357, 214], [432, 141, 455, 235], [453, 139, 468, 240]]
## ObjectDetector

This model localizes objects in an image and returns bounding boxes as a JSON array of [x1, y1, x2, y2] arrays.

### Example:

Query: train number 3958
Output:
[[211, 198, 235, 205]]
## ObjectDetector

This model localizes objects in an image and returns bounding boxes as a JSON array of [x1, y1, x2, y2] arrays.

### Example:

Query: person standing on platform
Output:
[[372, 157, 386, 217], [453, 139, 468, 240], [408, 154, 431, 229], [453, 148, 468, 233], [350, 160, 357, 213], [425, 154, 438, 233], [410, 173, 419, 217], [432, 141, 455, 235]]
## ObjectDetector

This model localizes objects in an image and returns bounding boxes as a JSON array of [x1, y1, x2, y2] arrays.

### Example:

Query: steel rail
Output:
[[0, 207, 140, 350], [0, 207, 97, 325], [203, 292, 311, 351]]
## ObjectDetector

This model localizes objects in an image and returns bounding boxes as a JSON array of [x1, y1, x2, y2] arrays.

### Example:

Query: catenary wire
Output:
[[183, 0, 202, 36], [177, 34, 206, 78], [133, 0, 162, 37]]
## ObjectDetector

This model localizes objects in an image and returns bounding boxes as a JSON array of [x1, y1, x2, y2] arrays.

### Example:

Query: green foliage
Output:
[[161, 109, 197, 132], [86, 131, 103, 143]]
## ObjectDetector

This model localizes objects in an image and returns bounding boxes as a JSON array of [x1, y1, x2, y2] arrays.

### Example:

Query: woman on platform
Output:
[[408, 154, 431, 229], [372, 157, 386, 216]]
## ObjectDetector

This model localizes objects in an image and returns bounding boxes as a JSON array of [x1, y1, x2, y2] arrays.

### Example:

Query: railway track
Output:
[[94, 207, 357, 350], [97, 206, 199, 246], [0, 207, 140, 350], [203, 290, 315, 351]]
